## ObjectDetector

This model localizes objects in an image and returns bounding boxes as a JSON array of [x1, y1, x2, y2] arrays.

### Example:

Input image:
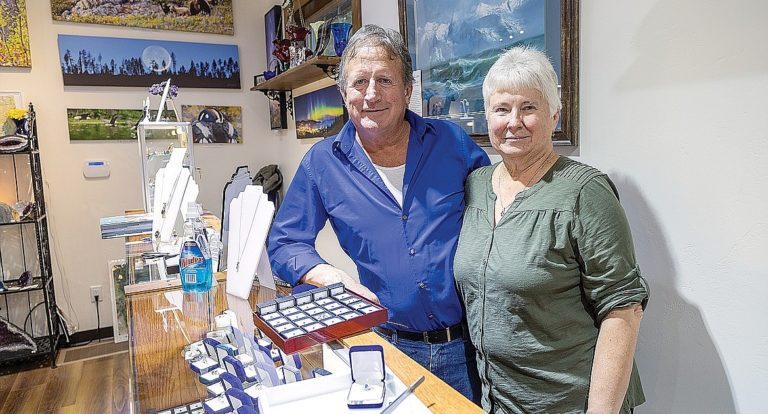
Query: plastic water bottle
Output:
[[194, 218, 214, 284], [179, 207, 212, 292], [208, 232, 223, 273]]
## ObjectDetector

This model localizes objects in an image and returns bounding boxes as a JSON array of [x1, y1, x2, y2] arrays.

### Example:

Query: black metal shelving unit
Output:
[[0, 104, 59, 368]]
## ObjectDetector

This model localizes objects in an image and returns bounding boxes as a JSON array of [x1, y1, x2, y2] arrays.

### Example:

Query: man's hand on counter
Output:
[[301, 264, 380, 304]]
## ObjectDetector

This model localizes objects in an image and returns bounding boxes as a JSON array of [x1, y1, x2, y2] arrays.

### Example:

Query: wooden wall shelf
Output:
[[251, 55, 340, 92]]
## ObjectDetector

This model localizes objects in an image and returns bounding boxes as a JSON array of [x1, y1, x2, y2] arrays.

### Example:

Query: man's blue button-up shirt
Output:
[[268, 110, 490, 332]]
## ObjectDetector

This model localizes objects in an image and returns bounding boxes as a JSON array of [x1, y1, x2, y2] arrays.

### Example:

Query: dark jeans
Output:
[[374, 328, 482, 405]]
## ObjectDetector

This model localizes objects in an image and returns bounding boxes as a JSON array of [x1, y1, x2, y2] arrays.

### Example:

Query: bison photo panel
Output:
[[50, 0, 234, 36], [57, 35, 241, 89]]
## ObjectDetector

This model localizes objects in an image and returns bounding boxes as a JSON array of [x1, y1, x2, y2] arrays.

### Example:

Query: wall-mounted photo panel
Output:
[[57, 35, 241, 89], [50, 0, 234, 36], [294, 85, 347, 139], [67, 108, 175, 141], [0, 0, 31, 67], [269, 93, 288, 130], [67, 109, 143, 141], [264, 5, 282, 73], [181, 105, 242, 144]]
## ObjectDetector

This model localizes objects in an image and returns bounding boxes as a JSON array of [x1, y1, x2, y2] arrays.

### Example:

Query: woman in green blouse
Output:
[[454, 46, 650, 414]]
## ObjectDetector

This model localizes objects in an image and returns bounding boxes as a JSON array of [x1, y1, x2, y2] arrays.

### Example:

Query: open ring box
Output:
[[347, 345, 386, 409]]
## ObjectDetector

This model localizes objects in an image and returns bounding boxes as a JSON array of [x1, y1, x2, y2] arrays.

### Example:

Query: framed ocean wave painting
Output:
[[398, 0, 579, 146]]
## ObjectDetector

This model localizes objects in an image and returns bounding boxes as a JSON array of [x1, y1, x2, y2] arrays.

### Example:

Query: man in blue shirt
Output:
[[268, 25, 489, 402]]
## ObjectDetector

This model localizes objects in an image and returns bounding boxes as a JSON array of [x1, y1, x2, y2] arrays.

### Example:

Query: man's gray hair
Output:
[[336, 24, 414, 92], [482, 46, 561, 115]]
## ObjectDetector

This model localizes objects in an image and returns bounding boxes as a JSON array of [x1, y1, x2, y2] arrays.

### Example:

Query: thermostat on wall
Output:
[[83, 160, 110, 178]]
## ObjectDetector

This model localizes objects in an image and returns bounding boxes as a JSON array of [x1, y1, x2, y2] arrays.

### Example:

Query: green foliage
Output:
[[49, 0, 75, 16], [0, 0, 32, 67], [67, 109, 143, 141]]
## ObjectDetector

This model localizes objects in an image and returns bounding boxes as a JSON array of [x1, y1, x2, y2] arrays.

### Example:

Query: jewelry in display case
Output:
[[254, 283, 387, 353]]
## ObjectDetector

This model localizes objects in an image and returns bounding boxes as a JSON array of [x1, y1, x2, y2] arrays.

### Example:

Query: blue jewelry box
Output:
[[347, 345, 386, 409]]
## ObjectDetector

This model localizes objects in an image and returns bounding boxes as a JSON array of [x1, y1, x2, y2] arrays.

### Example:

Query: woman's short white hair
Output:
[[482, 46, 561, 115]]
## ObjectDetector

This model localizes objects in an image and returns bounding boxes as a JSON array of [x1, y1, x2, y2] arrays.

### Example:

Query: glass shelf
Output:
[[0, 147, 32, 156], [0, 214, 46, 227], [0, 277, 44, 296]]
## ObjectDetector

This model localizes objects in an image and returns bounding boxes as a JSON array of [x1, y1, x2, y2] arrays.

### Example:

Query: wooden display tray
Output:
[[253, 283, 387, 354]]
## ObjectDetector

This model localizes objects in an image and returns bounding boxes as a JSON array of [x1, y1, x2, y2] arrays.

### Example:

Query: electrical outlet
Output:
[[90, 285, 102, 303]]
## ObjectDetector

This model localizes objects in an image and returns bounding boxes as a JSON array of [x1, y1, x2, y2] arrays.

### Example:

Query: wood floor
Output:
[[0, 350, 130, 414]]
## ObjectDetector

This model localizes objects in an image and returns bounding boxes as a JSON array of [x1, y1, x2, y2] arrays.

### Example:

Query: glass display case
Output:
[[124, 278, 479, 414], [136, 121, 195, 213]]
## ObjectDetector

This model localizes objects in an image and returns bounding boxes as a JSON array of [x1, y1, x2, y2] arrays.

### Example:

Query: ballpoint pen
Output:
[[380, 375, 425, 414]]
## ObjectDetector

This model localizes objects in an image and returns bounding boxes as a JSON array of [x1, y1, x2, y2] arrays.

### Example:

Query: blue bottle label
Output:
[[181, 255, 204, 268], [180, 240, 210, 291]]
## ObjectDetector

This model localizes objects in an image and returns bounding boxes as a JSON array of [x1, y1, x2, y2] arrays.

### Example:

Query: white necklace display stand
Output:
[[152, 147, 199, 254], [220, 166, 253, 271], [226, 185, 275, 299]]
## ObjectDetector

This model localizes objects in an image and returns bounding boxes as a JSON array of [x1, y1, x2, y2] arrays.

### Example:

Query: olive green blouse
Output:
[[454, 157, 649, 414]]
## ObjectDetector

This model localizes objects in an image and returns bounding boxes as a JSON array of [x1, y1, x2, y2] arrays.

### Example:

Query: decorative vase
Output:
[[12, 118, 28, 137], [331, 22, 353, 57], [289, 40, 308, 68], [278, 60, 289, 73], [18, 270, 32, 287], [262, 70, 276, 80], [309, 20, 326, 54]]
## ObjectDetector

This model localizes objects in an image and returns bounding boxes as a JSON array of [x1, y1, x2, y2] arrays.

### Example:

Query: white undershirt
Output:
[[356, 134, 405, 207]]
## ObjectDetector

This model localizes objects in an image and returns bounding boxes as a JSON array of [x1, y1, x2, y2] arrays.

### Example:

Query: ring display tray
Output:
[[254, 283, 387, 354]]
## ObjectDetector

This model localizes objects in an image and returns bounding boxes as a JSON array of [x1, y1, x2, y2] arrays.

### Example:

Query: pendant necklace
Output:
[[497, 171, 515, 216], [497, 154, 556, 216], [236, 201, 259, 272], [160, 171, 183, 218]]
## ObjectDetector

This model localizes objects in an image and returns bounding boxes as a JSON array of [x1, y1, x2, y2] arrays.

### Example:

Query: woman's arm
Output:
[[587, 303, 644, 414]]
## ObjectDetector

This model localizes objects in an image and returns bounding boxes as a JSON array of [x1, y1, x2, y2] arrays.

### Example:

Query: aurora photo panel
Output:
[[293, 85, 347, 139]]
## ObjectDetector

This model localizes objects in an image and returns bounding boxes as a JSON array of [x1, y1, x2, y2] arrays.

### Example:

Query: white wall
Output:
[[274, 0, 768, 412], [581, 1, 768, 412], [2, 0, 279, 333]]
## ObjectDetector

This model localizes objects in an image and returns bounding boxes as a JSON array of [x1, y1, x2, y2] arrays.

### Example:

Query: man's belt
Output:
[[374, 324, 464, 344]]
